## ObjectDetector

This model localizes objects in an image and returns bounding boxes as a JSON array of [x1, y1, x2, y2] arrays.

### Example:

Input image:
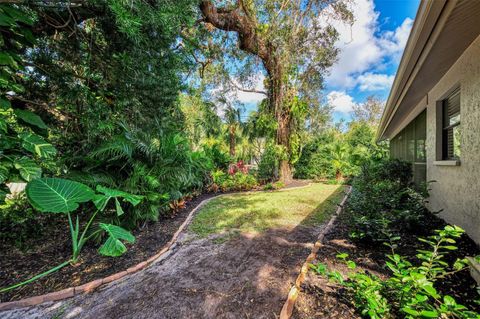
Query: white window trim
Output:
[[433, 160, 461, 166]]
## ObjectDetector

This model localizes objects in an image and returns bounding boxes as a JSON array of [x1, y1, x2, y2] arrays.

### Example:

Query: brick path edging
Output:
[[0, 182, 317, 312], [279, 186, 352, 319]]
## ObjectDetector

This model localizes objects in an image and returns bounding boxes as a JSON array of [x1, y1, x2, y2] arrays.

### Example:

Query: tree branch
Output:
[[199, 0, 270, 63], [229, 79, 268, 96]]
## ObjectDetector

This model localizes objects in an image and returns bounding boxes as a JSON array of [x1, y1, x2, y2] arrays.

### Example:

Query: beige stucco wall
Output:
[[425, 34, 480, 244]]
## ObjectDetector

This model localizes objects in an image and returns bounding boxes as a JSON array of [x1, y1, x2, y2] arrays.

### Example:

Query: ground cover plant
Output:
[[295, 158, 480, 319], [311, 225, 479, 318]]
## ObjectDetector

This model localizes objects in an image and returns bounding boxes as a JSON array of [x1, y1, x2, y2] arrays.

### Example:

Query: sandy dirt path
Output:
[[1, 221, 326, 319]]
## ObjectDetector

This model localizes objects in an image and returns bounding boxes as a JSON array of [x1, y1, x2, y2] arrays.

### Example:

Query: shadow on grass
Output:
[[6, 184, 350, 319]]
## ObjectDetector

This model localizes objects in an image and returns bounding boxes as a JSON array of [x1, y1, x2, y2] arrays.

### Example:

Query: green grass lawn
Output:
[[189, 183, 345, 237]]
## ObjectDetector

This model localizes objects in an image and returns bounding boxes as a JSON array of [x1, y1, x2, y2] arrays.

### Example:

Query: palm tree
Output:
[[330, 142, 349, 181], [222, 100, 243, 158]]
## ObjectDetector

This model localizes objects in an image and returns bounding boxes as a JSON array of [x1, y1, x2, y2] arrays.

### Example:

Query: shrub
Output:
[[263, 181, 285, 191], [75, 123, 213, 225], [257, 143, 279, 182], [294, 136, 334, 179], [211, 170, 257, 192], [347, 159, 428, 242], [228, 160, 249, 175], [0, 193, 57, 248], [203, 144, 231, 171], [311, 226, 479, 319]]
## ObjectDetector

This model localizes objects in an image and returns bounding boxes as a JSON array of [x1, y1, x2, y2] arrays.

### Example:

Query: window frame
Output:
[[441, 88, 461, 160]]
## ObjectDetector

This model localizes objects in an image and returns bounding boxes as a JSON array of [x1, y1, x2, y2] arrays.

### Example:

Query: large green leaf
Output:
[[0, 52, 17, 68], [1, 5, 34, 25], [20, 133, 57, 159], [14, 109, 47, 129], [0, 97, 11, 109], [0, 117, 7, 133], [93, 185, 144, 215], [14, 157, 41, 181], [26, 178, 95, 213], [0, 164, 9, 184], [98, 223, 135, 257]]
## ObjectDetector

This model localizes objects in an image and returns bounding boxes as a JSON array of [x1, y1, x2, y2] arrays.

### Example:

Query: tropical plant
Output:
[[329, 141, 350, 181], [0, 178, 141, 293], [77, 122, 212, 224], [0, 5, 57, 202]]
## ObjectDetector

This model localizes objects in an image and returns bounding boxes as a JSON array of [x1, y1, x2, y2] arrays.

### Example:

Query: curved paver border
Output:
[[0, 181, 317, 312], [279, 186, 352, 319]]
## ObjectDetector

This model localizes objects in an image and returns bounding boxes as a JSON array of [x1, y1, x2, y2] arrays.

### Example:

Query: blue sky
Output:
[[233, 0, 420, 124], [326, 0, 420, 123]]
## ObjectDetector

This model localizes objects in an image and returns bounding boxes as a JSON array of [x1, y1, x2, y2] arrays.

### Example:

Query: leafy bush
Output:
[[71, 122, 213, 225], [347, 159, 428, 242], [311, 226, 479, 319], [0, 193, 58, 248], [228, 160, 249, 175], [294, 135, 335, 179], [203, 144, 231, 171], [257, 143, 280, 182], [0, 6, 58, 202], [263, 181, 285, 191], [295, 125, 388, 181], [211, 170, 257, 192]]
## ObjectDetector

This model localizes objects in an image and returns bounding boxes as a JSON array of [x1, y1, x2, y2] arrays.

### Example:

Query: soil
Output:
[[293, 210, 480, 319], [283, 179, 310, 189], [0, 193, 215, 303], [0, 181, 310, 304], [1, 213, 330, 318]]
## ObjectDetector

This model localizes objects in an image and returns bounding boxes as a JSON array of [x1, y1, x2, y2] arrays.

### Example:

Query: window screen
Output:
[[389, 110, 426, 185], [442, 88, 460, 160]]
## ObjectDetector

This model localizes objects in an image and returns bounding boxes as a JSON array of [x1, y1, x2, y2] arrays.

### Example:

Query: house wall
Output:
[[425, 34, 480, 244]]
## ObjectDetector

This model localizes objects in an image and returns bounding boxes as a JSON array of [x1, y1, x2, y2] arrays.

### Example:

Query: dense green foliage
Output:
[[1, 177, 139, 293], [311, 226, 479, 319], [295, 121, 387, 181], [0, 1, 206, 243], [346, 159, 429, 242]]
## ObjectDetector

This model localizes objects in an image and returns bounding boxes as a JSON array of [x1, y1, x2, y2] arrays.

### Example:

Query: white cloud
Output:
[[378, 17, 413, 60], [357, 72, 394, 91], [234, 74, 266, 104], [327, 90, 356, 113], [326, 0, 413, 91]]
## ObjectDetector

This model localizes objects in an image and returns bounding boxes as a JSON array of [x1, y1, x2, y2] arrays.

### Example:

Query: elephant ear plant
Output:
[[0, 178, 143, 293]]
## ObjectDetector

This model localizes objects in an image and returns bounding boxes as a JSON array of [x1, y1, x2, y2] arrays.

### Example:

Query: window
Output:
[[442, 88, 461, 160], [389, 110, 426, 186]]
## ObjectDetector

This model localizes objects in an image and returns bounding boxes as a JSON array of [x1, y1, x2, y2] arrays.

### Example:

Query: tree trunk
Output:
[[199, 0, 294, 182], [336, 169, 342, 181], [229, 125, 236, 157], [269, 63, 293, 184]]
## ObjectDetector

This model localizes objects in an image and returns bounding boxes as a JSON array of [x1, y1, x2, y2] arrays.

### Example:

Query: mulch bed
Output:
[[0, 192, 216, 303], [0, 180, 312, 304], [293, 210, 480, 318], [283, 179, 310, 189]]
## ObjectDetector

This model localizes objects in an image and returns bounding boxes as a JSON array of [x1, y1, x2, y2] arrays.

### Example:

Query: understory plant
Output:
[[211, 169, 258, 192], [311, 226, 480, 319], [0, 177, 142, 293], [263, 181, 285, 191], [71, 122, 212, 225], [347, 159, 430, 242]]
